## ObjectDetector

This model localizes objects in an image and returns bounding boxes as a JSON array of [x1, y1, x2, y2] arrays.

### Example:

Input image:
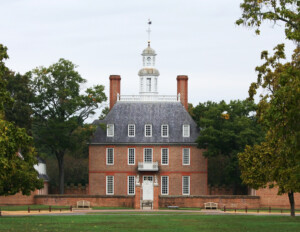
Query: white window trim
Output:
[[161, 124, 169, 137], [128, 148, 135, 165], [106, 148, 114, 165], [128, 124, 135, 137], [145, 124, 152, 137], [161, 148, 169, 165], [143, 148, 153, 163], [106, 176, 114, 195], [127, 176, 135, 195], [182, 124, 190, 137], [182, 148, 190, 165], [107, 124, 114, 137], [161, 176, 169, 195], [182, 176, 190, 195]]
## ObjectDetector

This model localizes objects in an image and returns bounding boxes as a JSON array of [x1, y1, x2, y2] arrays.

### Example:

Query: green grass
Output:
[[0, 215, 299, 232], [223, 208, 300, 214], [0, 205, 70, 211]]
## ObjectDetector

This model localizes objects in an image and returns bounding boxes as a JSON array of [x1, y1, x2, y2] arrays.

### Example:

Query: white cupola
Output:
[[138, 41, 160, 95]]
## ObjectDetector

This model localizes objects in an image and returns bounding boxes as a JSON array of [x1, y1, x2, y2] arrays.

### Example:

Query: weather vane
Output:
[[146, 19, 152, 42]]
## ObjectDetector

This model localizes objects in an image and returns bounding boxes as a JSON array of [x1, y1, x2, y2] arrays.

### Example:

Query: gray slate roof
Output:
[[90, 102, 199, 144]]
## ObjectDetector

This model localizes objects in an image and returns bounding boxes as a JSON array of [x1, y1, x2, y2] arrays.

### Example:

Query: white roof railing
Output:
[[117, 93, 181, 102]]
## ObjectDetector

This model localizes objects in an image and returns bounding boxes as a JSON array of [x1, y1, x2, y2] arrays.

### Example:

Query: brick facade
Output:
[[89, 145, 208, 197]]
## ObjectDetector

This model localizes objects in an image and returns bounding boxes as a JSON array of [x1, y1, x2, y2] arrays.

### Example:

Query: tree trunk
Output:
[[56, 152, 65, 194], [288, 191, 295, 217]]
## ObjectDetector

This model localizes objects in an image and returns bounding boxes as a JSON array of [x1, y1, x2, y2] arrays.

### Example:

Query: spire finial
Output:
[[146, 19, 152, 44]]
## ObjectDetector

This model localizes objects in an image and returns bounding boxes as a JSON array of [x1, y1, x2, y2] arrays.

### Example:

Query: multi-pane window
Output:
[[128, 148, 135, 165], [182, 176, 190, 195], [161, 124, 169, 137], [145, 124, 152, 137], [144, 148, 153, 163], [106, 176, 114, 195], [140, 77, 143, 91], [106, 148, 114, 165], [128, 176, 135, 195], [107, 124, 114, 137], [146, 78, 151, 92], [183, 148, 190, 165], [182, 124, 190, 137], [161, 148, 169, 165], [161, 176, 169, 195], [128, 124, 135, 137]]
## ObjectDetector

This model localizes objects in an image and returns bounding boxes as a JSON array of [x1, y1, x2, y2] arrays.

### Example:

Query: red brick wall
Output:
[[89, 145, 207, 196], [0, 191, 37, 205], [255, 187, 300, 208], [109, 75, 121, 109], [34, 195, 134, 207], [159, 195, 260, 209], [177, 75, 188, 111]]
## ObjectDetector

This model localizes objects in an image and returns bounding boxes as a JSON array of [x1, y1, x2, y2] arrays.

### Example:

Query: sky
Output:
[[0, 0, 295, 121]]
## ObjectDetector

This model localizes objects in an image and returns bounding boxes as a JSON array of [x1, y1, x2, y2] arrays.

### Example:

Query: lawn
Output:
[[0, 205, 132, 211], [0, 214, 299, 232]]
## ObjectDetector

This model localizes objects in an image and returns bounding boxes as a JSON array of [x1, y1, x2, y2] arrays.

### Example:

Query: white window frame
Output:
[[161, 124, 169, 137], [128, 148, 135, 165], [182, 148, 190, 165], [144, 148, 153, 163], [161, 176, 169, 195], [182, 124, 190, 137], [161, 148, 169, 165], [145, 124, 152, 137], [146, 78, 151, 92], [128, 124, 135, 137], [107, 124, 114, 137], [127, 176, 135, 195], [182, 176, 190, 195], [106, 148, 114, 165], [106, 176, 114, 195]]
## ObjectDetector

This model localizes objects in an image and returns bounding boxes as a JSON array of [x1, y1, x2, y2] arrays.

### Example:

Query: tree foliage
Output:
[[236, 0, 300, 41], [29, 58, 107, 194], [238, 45, 300, 216], [192, 100, 264, 193], [3, 72, 34, 133], [0, 44, 43, 196]]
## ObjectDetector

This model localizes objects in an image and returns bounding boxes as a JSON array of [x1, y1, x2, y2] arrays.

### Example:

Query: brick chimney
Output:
[[177, 75, 188, 111], [109, 75, 121, 110]]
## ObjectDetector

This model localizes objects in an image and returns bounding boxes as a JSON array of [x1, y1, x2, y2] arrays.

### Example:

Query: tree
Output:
[[99, 106, 109, 120], [192, 100, 264, 194], [236, 0, 299, 41], [0, 44, 43, 196], [236, 0, 299, 216], [3, 71, 34, 134], [29, 58, 107, 194], [238, 45, 300, 216]]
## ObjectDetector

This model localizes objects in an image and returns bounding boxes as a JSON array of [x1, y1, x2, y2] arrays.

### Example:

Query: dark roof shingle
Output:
[[90, 102, 199, 144]]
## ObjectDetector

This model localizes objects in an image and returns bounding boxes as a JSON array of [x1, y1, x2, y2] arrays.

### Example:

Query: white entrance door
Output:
[[142, 176, 153, 201]]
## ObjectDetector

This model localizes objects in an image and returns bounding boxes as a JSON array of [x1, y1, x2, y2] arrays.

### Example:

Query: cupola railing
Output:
[[117, 94, 180, 102]]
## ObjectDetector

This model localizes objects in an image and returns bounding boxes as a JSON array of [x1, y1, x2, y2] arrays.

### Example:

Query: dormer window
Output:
[[161, 124, 169, 137], [107, 124, 114, 137], [183, 124, 190, 137], [128, 124, 135, 137], [145, 124, 152, 137]]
